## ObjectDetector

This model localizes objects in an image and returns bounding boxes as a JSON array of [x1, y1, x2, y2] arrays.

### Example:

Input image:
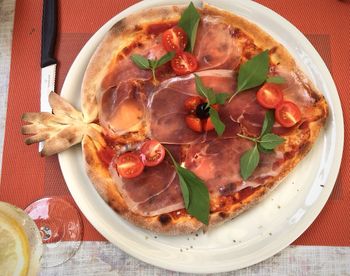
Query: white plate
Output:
[[58, 0, 344, 273]]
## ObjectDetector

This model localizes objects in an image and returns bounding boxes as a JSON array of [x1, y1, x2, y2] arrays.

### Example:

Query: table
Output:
[[0, 0, 349, 274]]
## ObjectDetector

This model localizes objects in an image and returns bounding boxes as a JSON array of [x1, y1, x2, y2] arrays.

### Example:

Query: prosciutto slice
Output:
[[137, 176, 183, 216], [98, 36, 167, 135], [194, 16, 241, 71], [109, 152, 184, 216], [149, 70, 239, 144], [224, 89, 267, 137], [184, 138, 284, 196], [99, 81, 147, 135]]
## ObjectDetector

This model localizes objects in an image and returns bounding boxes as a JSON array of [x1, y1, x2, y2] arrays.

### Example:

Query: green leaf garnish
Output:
[[257, 143, 273, 154], [240, 144, 260, 180], [238, 111, 285, 180], [236, 50, 269, 93], [194, 74, 216, 104], [259, 133, 285, 150], [156, 51, 176, 67], [209, 108, 225, 136], [177, 167, 190, 209], [130, 54, 150, 70], [131, 52, 175, 82], [260, 110, 275, 137], [178, 2, 200, 52], [266, 76, 285, 84], [215, 93, 231, 105], [166, 147, 210, 225], [148, 59, 157, 68], [177, 166, 209, 224]]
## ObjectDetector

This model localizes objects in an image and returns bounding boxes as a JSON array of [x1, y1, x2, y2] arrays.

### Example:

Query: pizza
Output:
[[22, 2, 328, 235]]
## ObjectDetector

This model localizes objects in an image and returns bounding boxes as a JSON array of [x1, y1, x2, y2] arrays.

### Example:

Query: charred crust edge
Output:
[[158, 214, 172, 225]]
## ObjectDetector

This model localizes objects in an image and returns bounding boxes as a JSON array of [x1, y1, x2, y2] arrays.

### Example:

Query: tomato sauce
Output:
[[97, 147, 115, 167], [211, 186, 260, 213], [146, 21, 178, 35]]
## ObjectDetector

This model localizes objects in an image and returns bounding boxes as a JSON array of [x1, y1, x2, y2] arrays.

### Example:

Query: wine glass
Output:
[[25, 196, 83, 267]]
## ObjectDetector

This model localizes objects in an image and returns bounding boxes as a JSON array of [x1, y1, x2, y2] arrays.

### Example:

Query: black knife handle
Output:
[[41, 0, 57, 68]]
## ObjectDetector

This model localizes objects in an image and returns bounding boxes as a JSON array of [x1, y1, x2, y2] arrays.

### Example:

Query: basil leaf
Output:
[[130, 54, 150, 70], [240, 144, 260, 180], [176, 166, 209, 225], [178, 2, 200, 52], [177, 166, 190, 209], [257, 143, 273, 154], [260, 110, 275, 137], [266, 76, 285, 84], [237, 50, 269, 93], [215, 93, 231, 105], [209, 108, 225, 136], [149, 59, 158, 68], [260, 133, 285, 150], [185, 172, 210, 225], [194, 74, 216, 104], [131, 52, 175, 82], [156, 51, 175, 67], [166, 148, 210, 225]]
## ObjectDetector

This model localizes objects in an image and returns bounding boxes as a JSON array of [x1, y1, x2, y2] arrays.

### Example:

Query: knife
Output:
[[40, 0, 57, 151]]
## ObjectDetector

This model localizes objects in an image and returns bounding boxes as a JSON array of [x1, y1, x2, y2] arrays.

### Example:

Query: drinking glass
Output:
[[25, 196, 83, 267]]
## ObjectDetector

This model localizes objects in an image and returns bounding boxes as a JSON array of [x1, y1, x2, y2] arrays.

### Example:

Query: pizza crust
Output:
[[80, 3, 328, 235]]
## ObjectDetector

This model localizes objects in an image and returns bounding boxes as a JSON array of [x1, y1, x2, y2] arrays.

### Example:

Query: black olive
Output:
[[195, 103, 210, 119]]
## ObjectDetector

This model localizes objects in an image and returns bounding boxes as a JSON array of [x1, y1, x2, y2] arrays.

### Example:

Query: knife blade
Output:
[[40, 0, 57, 151]]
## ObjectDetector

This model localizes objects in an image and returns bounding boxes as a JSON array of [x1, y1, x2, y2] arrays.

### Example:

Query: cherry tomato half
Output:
[[171, 52, 198, 75], [275, 101, 302, 127], [140, 140, 166, 167], [257, 83, 284, 109], [203, 117, 215, 131], [184, 96, 203, 112], [185, 115, 202, 132], [162, 26, 188, 52], [116, 152, 144, 178]]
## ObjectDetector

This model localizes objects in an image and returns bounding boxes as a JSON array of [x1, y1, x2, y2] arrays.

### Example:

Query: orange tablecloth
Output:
[[1, 0, 349, 245]]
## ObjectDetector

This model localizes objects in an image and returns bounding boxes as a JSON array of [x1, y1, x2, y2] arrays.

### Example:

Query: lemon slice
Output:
[[0, 211, 30, 276]]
